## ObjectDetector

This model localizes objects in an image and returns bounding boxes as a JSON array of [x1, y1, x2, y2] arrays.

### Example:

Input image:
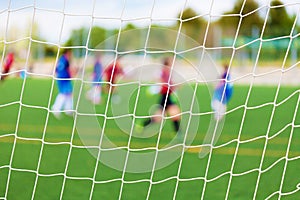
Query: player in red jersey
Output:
[[138, 57, 181, 136], [1, 52, 14, 80], [104, 57, 124, 92]]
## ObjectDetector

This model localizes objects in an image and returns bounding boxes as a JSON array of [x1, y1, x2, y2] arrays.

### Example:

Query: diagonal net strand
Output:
[[1, 0, 300, 199], [117, 0, 156, 199], [224, 0, 273, 199]]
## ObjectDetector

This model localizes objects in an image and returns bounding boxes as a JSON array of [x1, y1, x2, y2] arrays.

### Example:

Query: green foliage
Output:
[[89, 26, 107, 49], [44, 45, 57, 57], [263, 0, 296, 38], [58, 0, 299, 59], [65, 26, 109, 56], [216, 0, 300, 61], [218, 0, 263, 37], [179, 8, 207, 42], [118, 23, 145, 52]]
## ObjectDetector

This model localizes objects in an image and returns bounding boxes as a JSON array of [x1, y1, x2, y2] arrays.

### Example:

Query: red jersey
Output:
[[104, 61, 123, 84], [160, 68, 173, 95], [3, 53, 14, 72]]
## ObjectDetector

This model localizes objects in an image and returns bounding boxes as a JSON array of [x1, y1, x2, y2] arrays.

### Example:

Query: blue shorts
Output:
[[57, 80, 72, 94]]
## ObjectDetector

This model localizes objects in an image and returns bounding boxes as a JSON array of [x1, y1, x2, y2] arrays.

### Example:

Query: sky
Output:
[[0, 0, 299, 43]]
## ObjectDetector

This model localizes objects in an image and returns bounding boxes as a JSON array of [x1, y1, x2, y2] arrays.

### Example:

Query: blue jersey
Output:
[[213, 72, 233, 104], [56, 54, 72, 94], [56, 55, 70, 78], [93, 60, 103, 85]]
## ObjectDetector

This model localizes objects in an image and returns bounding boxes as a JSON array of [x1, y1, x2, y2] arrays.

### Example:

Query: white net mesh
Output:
[[0, 0, 300, 199]]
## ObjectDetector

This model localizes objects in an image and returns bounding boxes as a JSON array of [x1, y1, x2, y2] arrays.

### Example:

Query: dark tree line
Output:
[[182, 0, 298, 40], [61, 0, 298, 58], [177, 0, 299, 61]]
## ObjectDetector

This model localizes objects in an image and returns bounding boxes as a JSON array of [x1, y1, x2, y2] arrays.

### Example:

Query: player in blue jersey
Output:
[[51, 49, 74, 118], [211, 64, 233, 120], [86, 53, 103, 104]]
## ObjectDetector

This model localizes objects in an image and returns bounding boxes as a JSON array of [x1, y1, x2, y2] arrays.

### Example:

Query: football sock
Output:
[[173, 120, 180, 132], [143, 118, 152, 127]]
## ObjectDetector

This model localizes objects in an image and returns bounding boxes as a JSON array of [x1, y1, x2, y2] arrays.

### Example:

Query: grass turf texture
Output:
[[0, 78, 300, 200]]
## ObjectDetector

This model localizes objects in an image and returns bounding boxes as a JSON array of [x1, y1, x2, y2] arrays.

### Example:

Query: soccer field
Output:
[[0, 78, 299, 199]]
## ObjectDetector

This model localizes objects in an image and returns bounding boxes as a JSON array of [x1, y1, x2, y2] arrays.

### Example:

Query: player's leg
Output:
[[51, 93, 66, 118], [143, 118, 152, 127], [86, 85, 101, 104], [211, 99, 226, 120], [1, 68, 10, 81], [145, 93, 167, 125], [165, 93, 181, 134], [167, 102, 183, 143], [93, 85, 101, 104], [52, 79, 67, 115], [108, 78, 117, 103], [62, 80, 73, 116], [135, 108, 162, 133], [107, 78, 116, 93], [64, 94, 73, 116], [52, 93, 65, 111], [135, 94, 165, 133], [143, 108, 163, 126], [167, 104, 181, 132]]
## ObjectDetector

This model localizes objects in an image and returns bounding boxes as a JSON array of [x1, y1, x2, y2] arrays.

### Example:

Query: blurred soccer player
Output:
[[104, 56, 124, 92], [86, 53, 103, 104], [211, 64, 233, 120], [51, 49, 74, 118], [1, 52, 14, 81], [138, 57, 181, 136]]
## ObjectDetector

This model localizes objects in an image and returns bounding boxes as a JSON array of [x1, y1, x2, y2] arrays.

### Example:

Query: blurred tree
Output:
[[44, 45, 57, 57], [261, 0, 299, 61], [65, 27, 88, 47], [65, 26, 108, 56], [28, 21, 47, 59], [89, 26, 107, 48], [218, 0, 263, 37], [178, 8, 207, 43], [118, 23, 143, 51], [64, 27, 87, 57], [123, 23, 136, 31], [264, 0, 295, 37]]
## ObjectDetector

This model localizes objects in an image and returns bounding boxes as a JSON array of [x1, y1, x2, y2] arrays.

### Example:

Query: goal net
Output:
[[0, 0, 300, 199]]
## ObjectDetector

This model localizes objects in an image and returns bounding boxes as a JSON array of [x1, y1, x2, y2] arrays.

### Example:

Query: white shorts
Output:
[[211, 99, 227, 120]]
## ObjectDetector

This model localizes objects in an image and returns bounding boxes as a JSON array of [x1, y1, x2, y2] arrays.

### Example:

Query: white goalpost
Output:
[[1, 0, 300, 200]]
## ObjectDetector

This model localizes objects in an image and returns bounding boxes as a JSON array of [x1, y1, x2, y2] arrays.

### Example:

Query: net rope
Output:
[[0, 0, 300, 199]]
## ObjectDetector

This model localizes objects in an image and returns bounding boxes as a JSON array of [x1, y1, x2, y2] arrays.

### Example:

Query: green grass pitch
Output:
[[0, 78, 299, 199]]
